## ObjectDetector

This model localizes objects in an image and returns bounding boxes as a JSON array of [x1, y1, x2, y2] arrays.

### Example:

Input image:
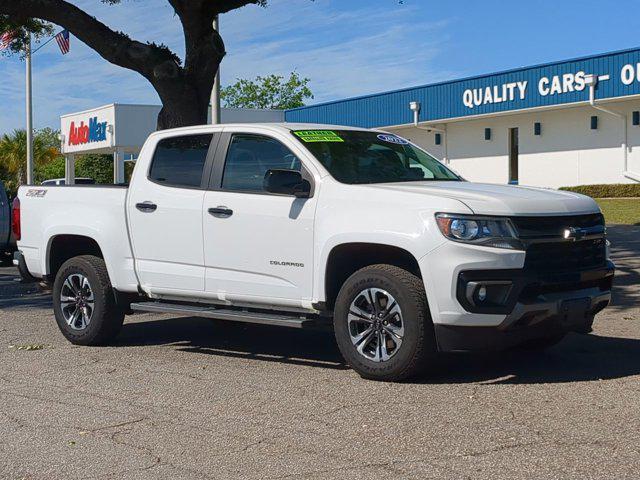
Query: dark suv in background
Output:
[[0, 181, 16, 264]]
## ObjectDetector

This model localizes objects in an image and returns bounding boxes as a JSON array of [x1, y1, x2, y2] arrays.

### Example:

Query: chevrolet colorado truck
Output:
[[13, 124, 614, 381]]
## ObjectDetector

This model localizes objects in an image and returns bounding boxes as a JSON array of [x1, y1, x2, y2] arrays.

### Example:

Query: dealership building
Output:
[[286, 47, 640, 188]]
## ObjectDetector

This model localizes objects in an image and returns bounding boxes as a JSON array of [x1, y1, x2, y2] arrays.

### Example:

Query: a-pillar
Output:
[[114, 149, 125, 184], [64, 154, 75, 185]]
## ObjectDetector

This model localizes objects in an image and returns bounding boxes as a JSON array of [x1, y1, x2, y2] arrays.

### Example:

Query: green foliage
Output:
[[0, 126, 138, 196], [35, 127, 61, 150], [75, 155, 117, 185], [0, 16, 54, 56], [36, 156, 65, 183], [221, 72, 313, 110], [34, 154, 136, 186], [559, 184, 640, 198], [0, 129, 61, 196]]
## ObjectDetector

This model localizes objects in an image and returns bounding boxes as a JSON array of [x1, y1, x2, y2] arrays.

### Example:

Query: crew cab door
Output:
[[127, 132, 218, 295], [202, 129, 317, 304]]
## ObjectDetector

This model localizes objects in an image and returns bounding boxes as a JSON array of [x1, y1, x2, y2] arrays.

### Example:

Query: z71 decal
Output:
[[26, 189, 47, 198]]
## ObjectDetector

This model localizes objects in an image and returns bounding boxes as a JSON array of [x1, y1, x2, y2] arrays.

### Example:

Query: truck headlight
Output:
[[435, 213, 523, 250]]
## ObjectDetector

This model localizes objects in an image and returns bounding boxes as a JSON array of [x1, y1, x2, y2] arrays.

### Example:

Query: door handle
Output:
[[136, 201, 157, 213], [208, 206, 233, 218]]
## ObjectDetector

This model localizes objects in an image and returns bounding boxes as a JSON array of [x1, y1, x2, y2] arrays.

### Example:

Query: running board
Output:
[[130, 302, 320, 329]]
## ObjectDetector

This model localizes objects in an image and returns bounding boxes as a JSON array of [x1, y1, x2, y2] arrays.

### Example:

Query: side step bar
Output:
[[130, 301, 323, 329]]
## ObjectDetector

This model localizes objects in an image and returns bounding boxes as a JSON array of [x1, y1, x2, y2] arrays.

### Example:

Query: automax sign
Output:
[[68, 117, 108, 146], [61, 105, 115, 154]]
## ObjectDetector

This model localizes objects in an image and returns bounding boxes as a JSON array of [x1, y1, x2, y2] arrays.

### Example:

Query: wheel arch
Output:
[[46, 234, 105, 281], [322, 242, 423, 310]]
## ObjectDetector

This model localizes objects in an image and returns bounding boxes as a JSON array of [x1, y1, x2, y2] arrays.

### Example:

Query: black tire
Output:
[[520, 332, 566, 351], [52, 255, 124, 346], [333, 264, 436, 382]]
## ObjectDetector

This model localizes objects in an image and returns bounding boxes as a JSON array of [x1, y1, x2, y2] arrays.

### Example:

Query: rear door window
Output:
[[149, 134, 213, 188]]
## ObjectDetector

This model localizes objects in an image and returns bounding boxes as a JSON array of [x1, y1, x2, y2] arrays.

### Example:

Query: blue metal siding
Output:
[[286, 47, 640, 128]]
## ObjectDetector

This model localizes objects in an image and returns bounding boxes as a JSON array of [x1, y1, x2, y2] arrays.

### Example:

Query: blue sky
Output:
[[2, 0, 640, 134]]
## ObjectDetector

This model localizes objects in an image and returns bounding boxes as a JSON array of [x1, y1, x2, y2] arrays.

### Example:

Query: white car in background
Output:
[[41, 178, 96, 186]]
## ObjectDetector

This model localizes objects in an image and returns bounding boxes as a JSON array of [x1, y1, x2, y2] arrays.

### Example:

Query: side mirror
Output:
[[264, 169, 311, 198]]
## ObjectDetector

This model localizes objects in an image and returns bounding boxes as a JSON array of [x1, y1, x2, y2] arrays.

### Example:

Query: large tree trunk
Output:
[[151, 51, 222, 130], [156, 85, 210, 130]]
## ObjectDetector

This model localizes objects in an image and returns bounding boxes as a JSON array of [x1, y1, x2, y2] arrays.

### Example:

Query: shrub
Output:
[[559, 184, 640, 198]]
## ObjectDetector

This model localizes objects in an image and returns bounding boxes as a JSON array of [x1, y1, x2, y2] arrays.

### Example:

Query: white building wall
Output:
[[387, 99, 640, 188]]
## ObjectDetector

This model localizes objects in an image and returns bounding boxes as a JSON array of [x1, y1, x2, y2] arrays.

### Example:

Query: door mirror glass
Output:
[[264, 169, 311, 197]]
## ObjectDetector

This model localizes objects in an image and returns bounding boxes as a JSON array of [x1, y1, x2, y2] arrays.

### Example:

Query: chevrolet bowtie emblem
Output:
[[563, 227, 586, 241]]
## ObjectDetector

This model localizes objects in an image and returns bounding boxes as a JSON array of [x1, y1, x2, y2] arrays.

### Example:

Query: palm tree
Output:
[[0, 129, 60, 193]]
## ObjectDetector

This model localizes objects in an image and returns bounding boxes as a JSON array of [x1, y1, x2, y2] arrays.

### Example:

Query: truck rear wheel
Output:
[[333, 264, 436, 382], [52, 255, 124, 346]]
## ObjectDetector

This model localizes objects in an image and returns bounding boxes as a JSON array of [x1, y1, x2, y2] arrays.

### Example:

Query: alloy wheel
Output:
[[347, 288, 404, 362], [60, 273, 95, 331]]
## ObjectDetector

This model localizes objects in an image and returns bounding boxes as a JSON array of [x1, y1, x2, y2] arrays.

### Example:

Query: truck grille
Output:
[[511, 213, 604, 239], [512, 214, 607, 273], [524, 238, 607, 273]]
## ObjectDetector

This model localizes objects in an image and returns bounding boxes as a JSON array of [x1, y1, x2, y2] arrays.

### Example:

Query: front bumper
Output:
[[434, 261, 614, 352]]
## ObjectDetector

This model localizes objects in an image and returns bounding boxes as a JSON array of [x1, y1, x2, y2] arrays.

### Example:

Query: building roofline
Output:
[[287, 45, 640, 113]]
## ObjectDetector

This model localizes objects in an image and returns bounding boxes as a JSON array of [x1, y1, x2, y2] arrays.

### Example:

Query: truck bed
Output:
[[17, 184, 137, 291]]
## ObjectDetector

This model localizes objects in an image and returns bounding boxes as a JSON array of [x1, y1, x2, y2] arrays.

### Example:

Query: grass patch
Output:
[[595, 198, 640, 225]]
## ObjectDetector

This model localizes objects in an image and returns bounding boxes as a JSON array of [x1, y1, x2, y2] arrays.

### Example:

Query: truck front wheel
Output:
[[333, 264, 437, 382], [52, 255, 124, 346]]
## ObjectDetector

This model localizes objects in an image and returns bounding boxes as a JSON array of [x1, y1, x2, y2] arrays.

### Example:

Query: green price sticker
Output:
[[294, 130, 344, 143]]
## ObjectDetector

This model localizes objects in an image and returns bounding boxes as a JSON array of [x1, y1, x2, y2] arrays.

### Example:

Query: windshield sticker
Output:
[[294, 130, 344, 143], [377, 134, 409, 145]]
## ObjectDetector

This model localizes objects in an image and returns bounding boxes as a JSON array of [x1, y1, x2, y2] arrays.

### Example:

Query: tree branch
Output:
[[209, 0, 266, 16], [0, 0, 180, 82]]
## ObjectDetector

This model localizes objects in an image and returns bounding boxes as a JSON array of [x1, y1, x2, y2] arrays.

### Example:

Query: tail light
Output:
[[11, 197, 20, 241]]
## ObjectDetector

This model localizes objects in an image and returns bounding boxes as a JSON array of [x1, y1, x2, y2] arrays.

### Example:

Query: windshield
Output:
[[292, 130, 460, 184]]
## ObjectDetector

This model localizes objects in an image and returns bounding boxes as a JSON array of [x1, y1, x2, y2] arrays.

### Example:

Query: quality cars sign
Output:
[[460, 58, 640, 113]]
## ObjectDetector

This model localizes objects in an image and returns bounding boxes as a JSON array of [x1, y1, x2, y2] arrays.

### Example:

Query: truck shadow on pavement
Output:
[[115, 317, 640, 384], [115, 317, 349, 371]]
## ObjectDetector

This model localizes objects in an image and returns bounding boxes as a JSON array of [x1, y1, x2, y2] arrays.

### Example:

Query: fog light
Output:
[[477, 286, 487, 302], [464, 280, 514, 309]]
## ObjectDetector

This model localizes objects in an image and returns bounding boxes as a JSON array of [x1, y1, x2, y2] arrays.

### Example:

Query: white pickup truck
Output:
[[14, 123, 614, 381]]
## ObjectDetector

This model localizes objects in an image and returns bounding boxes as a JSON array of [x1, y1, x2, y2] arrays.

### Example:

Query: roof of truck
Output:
[[152, 122, 379, 138]]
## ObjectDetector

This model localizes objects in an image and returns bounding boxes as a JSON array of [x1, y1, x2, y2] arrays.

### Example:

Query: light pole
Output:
[[210, 15, 221, 125], [25, 33, 34, 185]]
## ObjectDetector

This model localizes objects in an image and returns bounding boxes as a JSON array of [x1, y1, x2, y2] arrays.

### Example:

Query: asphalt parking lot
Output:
[[1, 225, 639, 480]]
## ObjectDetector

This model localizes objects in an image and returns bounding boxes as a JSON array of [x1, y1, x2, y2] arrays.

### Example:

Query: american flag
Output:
[[55, 30, 70, 55], [0, 31, 15, 51]]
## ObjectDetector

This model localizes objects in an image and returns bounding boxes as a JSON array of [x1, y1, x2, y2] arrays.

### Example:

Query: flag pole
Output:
[[25, 33, 34, 185], [210, 15, 221, 125]]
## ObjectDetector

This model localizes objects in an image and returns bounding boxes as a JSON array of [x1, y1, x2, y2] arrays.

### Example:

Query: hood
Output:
[[369, 181, 600, 216]]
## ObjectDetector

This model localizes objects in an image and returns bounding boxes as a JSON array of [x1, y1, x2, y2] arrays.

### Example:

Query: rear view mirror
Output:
[[264, 169, 311, 198]]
